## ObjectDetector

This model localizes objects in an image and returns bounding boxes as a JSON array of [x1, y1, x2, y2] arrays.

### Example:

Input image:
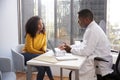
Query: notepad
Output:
[[33, 56, 58, 63], [55, 54, 78, 61]]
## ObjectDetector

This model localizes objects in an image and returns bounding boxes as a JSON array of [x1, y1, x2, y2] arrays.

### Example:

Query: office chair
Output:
[[0, 57, 16, 80], [11, 44, 37, 72], [69, 50, 120, 80], [94, 50, 120, 80]]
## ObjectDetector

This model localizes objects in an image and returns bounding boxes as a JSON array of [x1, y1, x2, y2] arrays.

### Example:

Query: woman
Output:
[[22, 16, 54, 80]]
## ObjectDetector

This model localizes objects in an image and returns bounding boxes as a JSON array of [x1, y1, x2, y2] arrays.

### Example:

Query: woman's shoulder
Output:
[[26, 33, 31, 36], [44, 32, 47, 35], [25, 33, 32, 39], [39, 32, 46, 35]]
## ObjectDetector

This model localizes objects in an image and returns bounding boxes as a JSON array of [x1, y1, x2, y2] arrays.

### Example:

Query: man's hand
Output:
[[64, 44, 71, 53], [58, 43, 71, 53]]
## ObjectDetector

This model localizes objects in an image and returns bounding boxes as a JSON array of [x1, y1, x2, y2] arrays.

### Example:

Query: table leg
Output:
[[26, 65, 32, 80], [75, 70, 79, 80], [60, 68, 63, 80]]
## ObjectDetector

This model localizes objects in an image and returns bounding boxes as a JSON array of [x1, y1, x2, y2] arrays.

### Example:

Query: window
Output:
[[18, 0, 107, 48], [40, 0, 81, 47], [107, 0, 120, 50], [19, 0, 82, 47]]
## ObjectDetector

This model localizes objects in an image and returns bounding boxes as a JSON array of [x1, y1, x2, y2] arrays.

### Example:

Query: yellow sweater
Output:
[[23, 33, 47, 54]]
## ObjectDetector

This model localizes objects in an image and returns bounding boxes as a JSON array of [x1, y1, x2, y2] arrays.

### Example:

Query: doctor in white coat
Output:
[[59, 9, 113, 80]]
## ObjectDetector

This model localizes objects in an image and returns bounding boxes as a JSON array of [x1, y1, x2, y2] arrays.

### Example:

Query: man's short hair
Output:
[[78, 9, 93, 21]]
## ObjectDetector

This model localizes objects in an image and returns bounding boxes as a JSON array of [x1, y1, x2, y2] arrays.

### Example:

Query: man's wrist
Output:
[[70, 48, 73, 53], [65, 47, 71, 53]]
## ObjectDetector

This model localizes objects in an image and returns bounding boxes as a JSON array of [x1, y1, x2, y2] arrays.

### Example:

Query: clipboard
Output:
[[33, 55, 58, 63]]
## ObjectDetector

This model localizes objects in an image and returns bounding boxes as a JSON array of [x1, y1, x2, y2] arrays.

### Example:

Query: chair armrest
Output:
[[0, 57, 12, 72], [94, 57, 109, 62], [111, 49, 119, 53], [0, 70, 2, 80], [94, 50, 119, 62], [95, 50, 118, 62], [69, 71, 72, 80], [11, 48, 25, 72], [115, 50, 120, 76]]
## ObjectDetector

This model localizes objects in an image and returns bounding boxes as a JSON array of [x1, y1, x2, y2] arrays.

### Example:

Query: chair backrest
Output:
[[115, 50, 120, 76], [11, 44, 37, 72], [15, 44, 25, 53], [0, 57, 12, 72], [11, 44, 25, 72]]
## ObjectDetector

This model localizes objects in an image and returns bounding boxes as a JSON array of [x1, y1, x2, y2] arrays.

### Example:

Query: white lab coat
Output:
[[71, 21, 113, 80]]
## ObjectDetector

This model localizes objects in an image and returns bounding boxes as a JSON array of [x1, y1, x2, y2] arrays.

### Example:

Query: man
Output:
[[59, 9, 113, 80]]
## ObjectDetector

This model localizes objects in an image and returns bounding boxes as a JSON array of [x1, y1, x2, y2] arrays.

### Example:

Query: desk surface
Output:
[[27, 49, 119, 69], [27, 49, 87, 69], [26, 49, 119, 80]]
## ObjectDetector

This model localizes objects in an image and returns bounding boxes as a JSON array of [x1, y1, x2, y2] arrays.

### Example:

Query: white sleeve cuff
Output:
[[71, 48, 75, 54]]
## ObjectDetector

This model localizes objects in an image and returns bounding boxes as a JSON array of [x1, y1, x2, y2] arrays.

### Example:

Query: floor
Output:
[[16, 72, 69, 80]]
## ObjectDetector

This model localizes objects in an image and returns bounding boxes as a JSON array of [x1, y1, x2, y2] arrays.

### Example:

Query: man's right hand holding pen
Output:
[[58, 42, 71, 53]]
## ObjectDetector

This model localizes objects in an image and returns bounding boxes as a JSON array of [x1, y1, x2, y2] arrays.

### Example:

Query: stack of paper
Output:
[[33, 56, 58, 63], [56, 54, 78, 61]]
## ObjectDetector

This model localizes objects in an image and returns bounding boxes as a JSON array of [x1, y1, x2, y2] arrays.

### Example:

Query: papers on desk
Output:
[[33, 54, 78, 63], [33, 56, 58, 63], [56, 54, 78, 61]]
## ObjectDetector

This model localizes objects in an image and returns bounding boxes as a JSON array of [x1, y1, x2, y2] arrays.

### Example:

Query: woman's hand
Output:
[[58, 43, 65, 50]]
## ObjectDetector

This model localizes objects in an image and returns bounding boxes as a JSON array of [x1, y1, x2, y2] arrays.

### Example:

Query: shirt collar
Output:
[[86, 20, 95, 29]]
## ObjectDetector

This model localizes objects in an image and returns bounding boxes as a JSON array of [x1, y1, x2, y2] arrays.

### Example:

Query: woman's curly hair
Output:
[[25, 16, 45, 38]]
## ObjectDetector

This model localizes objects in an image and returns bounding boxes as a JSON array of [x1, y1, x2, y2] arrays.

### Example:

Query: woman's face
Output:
[[38, 19, 43, 31]]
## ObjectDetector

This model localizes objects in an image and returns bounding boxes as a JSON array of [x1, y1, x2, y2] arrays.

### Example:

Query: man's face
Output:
[[78, 17, 87, 28]]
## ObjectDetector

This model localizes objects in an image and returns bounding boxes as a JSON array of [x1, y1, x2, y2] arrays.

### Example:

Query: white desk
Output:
[[26, 50, 87, 80]]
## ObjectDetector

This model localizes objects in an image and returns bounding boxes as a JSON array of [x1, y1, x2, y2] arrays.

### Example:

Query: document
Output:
[[56, 54, 78, 61], [33, 56, 58, 63]]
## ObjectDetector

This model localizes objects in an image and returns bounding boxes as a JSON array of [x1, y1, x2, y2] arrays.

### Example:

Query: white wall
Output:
[[0, 0, 18, 58]]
